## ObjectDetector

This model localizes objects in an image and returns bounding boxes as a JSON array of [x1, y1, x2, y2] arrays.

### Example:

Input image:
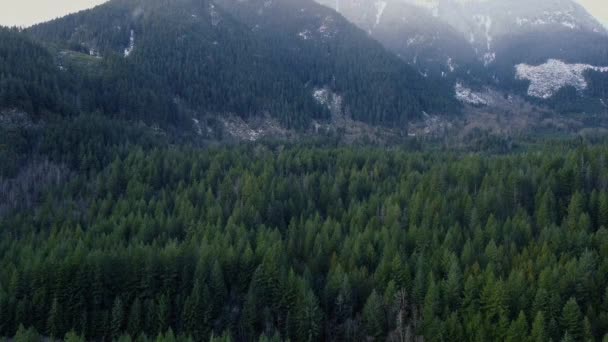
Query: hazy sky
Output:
[[0, 0, 607, 27]]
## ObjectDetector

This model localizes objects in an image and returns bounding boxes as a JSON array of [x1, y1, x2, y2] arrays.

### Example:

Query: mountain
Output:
[[21, 0, 455, 133], [318, 0, 608, 113], [314, 0, 480, 80]]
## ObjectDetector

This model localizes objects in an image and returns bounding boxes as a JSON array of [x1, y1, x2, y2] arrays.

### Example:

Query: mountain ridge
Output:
[[317, 0, 608, 114], [19, 0, 457, 135]]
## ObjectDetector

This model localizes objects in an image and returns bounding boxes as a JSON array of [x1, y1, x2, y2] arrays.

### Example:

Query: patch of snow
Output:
[[482, 52, 495, 66], [515, 59, 608, 99], [447, 57, 455, 72], [313, 87, 343, 116], [192, 118, 203, 136], [516, 17, 526, 26], [318, 16, 337, 38], [561, 21, 576, 29], [514, 10, 579, 30], [124, 30, 135, 57], [455, 82, 489, 106], [407, 34, 426, 47], [299, 30, 311, 40], [209, 3, 221, 26], [473, 15, 492, 51], [374, 1, 387, 27]]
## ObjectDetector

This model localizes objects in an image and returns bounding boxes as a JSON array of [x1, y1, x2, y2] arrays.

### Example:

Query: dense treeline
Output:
[[2, 141, 608, 341], [0, 28, 74, 117], [24, 0, 457, 129]]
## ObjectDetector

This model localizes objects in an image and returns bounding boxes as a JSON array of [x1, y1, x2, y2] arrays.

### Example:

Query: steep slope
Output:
[[320, 0, 608, 112], [30, 0, 325, 128], [217, 0, 457, 124], [27, 0, 456, 130], [315, 0, 481, 80]]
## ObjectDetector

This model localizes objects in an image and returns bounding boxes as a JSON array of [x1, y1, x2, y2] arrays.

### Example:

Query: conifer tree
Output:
[[363, 290, 386, 340], [561, 298, 582, 340], [111, 297, 125, 338], [530, 311, 547, 342]]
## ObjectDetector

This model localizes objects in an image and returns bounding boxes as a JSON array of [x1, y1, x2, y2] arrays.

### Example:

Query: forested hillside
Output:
[[0, 27, 74, 117], [2, 137, 608, 341], [3, 1, 608, 341], [22, 0, 457, 130]]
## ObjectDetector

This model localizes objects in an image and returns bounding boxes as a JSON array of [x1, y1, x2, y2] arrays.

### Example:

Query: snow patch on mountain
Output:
[[447, 57, 456, 72], [319, 16, 337, 38], [515, 59, 608, 99], [407, 34, 426, 46], [313, 87, 343, 116], [473, 15, 492, 51], [374, 1, 387, 27], [515, 10, 582, 30], [209, 3, 221, 26], [299, 29, 312, 40], [482, 52, 495, 66], [124, 30, 135, 57], [455, 82, 491, 105]]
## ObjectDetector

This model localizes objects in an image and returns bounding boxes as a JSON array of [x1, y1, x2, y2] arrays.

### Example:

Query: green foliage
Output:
[[530, 311, 547, 342], [2, 142, 608, 341], [0, 27, 73, 116], [64, 330, 86, 342], [13, 325, 40, 342], [16, 0, 456, 130], [561, 298, 583, 340], [362, 290, 386, 340]]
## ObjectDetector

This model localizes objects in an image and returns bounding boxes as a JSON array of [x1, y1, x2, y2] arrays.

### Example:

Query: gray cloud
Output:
[[0, 0, 606, 28]]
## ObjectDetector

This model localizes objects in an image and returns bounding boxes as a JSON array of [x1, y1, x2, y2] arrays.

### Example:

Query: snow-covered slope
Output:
[[315, 0, 477, 78], [516, 59, 608, 99], [317, 0, 608, 110]]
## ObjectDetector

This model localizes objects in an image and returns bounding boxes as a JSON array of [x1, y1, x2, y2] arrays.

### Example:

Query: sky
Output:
[[0, 0, 607, 27]]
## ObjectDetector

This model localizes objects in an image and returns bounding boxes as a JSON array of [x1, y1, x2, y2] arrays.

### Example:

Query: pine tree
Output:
[[47, 297, 62, 338], [182, 280, 210, 339], [111, 297, 125, 338], [530, 311, 547, 342], [566, 192, 585, 230], [14, 325, 40, 342], [64, 330, 86, 342], [506, 311, 528, 342], [155, 295, 170, 335], [537, 190, 556, 229], [582, 316, 593, 342], [295, 289, 322, 342], [444, 259, 463, 310], [210, 261, 227, 315], [127, 298, 143, 337], [561, 332, 574, 342], [598, 192, 608, 228], [561, 298, 582, 340], [363, 290, 386, 340]]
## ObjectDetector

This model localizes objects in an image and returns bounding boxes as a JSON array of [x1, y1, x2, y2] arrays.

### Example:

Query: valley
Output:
[[1, 0, 608, 341]]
